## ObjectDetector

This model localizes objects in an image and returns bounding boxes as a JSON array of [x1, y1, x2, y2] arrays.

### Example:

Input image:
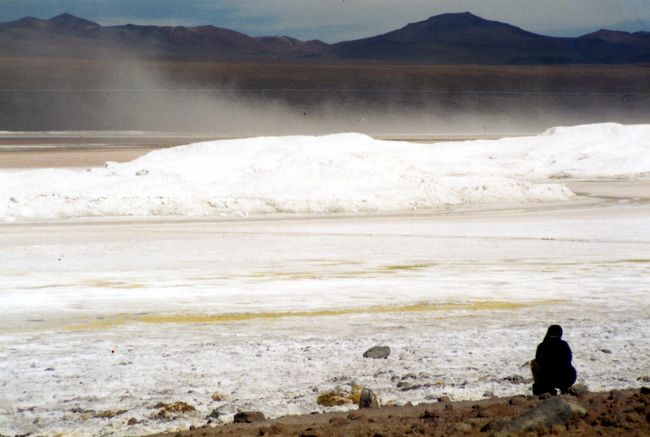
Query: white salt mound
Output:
[[1, 123, 648, 221]]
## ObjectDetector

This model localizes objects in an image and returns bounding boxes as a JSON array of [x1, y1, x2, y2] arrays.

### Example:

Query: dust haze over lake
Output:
[[1, 57, 649, 135]]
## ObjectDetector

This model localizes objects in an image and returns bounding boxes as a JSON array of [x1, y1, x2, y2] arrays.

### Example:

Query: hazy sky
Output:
[[1, 0, 649, 42]]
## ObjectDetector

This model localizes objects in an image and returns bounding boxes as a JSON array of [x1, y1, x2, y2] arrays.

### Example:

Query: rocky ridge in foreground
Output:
[[148, 387, 649, 437]]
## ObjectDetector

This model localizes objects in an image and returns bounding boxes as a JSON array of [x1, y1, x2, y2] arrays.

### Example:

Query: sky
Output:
[[1, 0, 650, 42]]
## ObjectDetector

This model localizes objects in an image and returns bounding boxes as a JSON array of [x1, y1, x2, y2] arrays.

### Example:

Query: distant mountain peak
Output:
[[9, 16, 46, 27], [427, 11, 482, 20], [588, 29, 631, 36], [49, 13, 99, 29], [1, 12, 648, 64], [51, 12, 80, 20], [15, 16, 41, 24], [580, 28, 650, 45], [368, 10, 538, 46], [419, 11, 505, 27]]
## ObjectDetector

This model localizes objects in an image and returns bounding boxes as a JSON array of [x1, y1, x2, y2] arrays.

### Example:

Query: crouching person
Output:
[[531, 324, 577, 395]]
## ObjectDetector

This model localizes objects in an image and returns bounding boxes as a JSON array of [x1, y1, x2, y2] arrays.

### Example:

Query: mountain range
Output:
[[1, 12, 649, 64]]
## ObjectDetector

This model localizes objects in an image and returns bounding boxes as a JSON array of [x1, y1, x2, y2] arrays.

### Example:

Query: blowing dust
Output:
[[2, 58, 649, 134]]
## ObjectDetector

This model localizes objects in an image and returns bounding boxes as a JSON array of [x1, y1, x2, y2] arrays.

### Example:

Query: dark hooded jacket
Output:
[[535, 325, 573, 375]]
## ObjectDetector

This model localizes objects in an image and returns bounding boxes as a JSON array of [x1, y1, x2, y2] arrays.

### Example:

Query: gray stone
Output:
[[363, 345, 390, 359], [207, 408, 221, 419], [358, 388, 379, 408], [233, 411, 265, 423], [396, 381, 427, 391], [506, 397, 587, 432], [502, 374, 530, 384], [568, 383, 589, 396], [508, 395, 526, 406], [480, 418, 508, 432], [454, 422, 472, 432]]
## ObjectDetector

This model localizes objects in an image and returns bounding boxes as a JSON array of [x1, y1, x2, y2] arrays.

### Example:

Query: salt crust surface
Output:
[[1, 203, 649, 436], [2, 317, 648, 437], [3, 123, 649, 221], [1, 123, 649, 436]]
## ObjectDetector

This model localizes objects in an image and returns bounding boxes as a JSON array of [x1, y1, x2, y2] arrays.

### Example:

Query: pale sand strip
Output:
[[0, 134, 515, 168], [0, 147, 161, 168]]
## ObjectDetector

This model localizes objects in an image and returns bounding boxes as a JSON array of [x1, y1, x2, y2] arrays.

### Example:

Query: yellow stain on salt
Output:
[[379, 263, 439, 271], [188, 270, 405, 282], [81, 280, 144, 289], [184, 257, 650, 284], [20, 283, 71, 290], [197, 262, 441, 282], [64, 299, 567, 331]]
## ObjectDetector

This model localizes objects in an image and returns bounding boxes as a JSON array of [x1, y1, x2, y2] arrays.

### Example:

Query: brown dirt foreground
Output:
[[149, 388, 650, 437]]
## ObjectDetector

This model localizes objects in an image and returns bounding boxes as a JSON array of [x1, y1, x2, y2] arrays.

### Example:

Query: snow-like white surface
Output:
[[1, 123, 649, 436], [3, 123, 649, 222], [1, 203, 649, 436]]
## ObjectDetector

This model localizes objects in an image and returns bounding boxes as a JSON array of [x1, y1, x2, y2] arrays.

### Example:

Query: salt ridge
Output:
[[1, 123, 648, 221]]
